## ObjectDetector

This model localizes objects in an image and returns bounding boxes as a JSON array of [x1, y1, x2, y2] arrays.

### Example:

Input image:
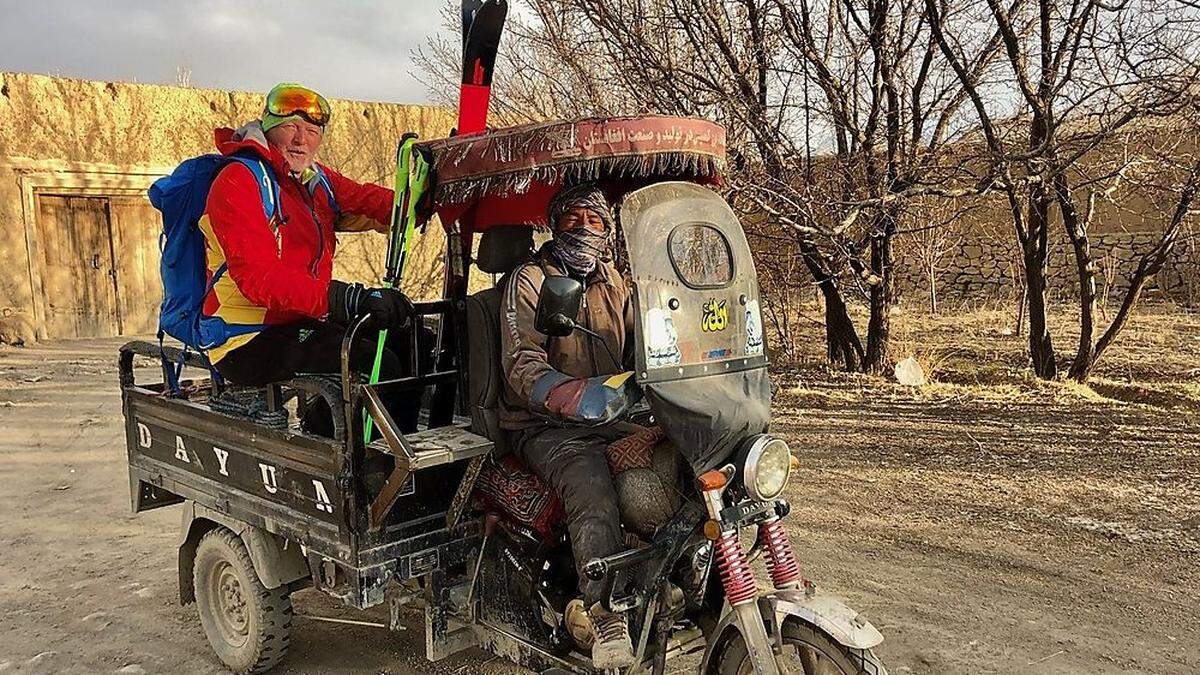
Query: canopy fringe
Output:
[[432, 151, 725, 205], [417, 115, 728, 209]]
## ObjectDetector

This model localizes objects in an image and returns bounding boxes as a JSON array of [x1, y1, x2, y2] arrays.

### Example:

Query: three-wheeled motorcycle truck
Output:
[[120, 115, 886, 674]]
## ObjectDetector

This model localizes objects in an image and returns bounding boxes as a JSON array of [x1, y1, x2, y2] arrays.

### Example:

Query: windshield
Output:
[[620, 182, 767, 382], [668, 223, 734, 288], [619, 182, 770, 471]]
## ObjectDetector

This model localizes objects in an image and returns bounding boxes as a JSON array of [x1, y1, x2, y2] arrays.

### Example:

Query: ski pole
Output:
[[364, 134, 428, 444]]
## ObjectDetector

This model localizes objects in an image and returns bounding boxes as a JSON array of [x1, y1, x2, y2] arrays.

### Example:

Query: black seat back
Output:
[[466, 226, 534, 455]]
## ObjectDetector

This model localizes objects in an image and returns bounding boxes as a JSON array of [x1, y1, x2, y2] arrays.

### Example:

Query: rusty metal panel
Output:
[[124, 387, 343, 524]]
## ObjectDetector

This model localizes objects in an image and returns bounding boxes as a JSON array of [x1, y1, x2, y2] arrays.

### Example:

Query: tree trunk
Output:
[[865, 232, 895, 374], [1085, 256, 1163, 380], [1015, 280, 1027, 336], [822, 283, 865, 371], [929, 260, 938, 314], [1056, 174, 1098, 381], [1067, 276, 1097, 382], [1024, 188, 1057, 379], [797, 235, 865, 371], [1025, 256, 1056, 378]]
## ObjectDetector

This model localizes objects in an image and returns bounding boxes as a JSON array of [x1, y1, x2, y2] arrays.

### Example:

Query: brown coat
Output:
[[499, 246, 634, 429]]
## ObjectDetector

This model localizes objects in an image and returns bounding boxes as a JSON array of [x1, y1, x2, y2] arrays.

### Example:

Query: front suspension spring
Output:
[[714, 530, 758, 606], [758, 517, 802, 589]]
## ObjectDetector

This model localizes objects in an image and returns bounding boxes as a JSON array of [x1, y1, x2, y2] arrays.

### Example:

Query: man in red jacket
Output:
[[198, 83, 415, 387]]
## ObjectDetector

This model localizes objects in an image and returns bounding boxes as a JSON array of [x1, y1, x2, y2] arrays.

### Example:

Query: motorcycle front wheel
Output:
[[715, 619, 887, 675]]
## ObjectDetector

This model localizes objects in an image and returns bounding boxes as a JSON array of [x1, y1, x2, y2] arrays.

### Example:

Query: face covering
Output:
[[548, 183, 615, 278], [554, 225, 609, 277]]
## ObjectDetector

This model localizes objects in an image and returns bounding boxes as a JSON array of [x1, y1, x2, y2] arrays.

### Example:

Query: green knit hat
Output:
[[262, 83, 331, 132]]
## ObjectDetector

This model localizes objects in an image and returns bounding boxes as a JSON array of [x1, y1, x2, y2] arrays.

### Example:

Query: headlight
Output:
[[743, 435, 792, 501]]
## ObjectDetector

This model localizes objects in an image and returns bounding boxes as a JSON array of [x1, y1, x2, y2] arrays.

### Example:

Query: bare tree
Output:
[[926, 0, 1200, 380], [899, 197, 970, 312], [1089, 129, 1200, 373], [420, 0, 996, 373]]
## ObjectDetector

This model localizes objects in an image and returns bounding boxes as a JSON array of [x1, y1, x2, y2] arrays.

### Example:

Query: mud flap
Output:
[[177, 501, 309, 604], [699, 591, 884, 674]]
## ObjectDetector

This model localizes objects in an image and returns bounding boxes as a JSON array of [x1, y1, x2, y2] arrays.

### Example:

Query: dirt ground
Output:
[[0, 304, 1196, 674]]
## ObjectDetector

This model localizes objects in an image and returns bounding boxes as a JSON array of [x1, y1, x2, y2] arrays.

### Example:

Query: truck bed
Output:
[[119, 340, 488, 609]]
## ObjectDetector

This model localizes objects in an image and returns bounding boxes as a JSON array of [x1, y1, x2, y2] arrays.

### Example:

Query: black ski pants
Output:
[[215, 318, 433, 433], [214, 318, 413, 387], [510, 425, 628, 604]]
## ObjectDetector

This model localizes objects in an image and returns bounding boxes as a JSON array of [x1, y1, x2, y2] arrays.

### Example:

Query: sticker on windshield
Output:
[[745, 299, 764, 356], [701, 298, 729, 332], [645, 307, 681, 368]]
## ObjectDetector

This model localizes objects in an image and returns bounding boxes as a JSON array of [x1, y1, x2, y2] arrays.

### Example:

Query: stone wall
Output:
[[0, 72, 456, 334], [894, 228, 1200, 306]]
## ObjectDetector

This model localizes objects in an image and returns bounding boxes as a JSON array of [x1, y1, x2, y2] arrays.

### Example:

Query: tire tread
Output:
[[194, 528, 293, 674]]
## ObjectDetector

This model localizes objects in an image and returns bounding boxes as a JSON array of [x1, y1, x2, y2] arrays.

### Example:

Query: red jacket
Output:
[[198, 122, 393, 361]]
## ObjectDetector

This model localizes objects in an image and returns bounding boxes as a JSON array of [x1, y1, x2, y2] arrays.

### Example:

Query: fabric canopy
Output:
[[416, 115, 727, 232]]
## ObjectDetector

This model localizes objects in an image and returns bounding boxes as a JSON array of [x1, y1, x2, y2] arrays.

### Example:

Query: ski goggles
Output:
[[264, 84, 331, 127]]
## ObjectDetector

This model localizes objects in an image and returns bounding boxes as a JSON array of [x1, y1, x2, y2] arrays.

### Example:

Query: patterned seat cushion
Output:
[[474, 454, 564, 540], [605, 425, 667, 475], [473, 426, 672, 540]]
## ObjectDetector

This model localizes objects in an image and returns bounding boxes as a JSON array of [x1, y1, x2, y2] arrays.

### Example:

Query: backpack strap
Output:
[[158, 330, 183, 395], [223, 156, 339, 223], [228, 155, 281, 224], [309, 164, 341, 216]]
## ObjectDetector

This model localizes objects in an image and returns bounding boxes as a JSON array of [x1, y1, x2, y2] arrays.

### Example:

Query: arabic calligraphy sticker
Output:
[[701, 298, 729, 333]]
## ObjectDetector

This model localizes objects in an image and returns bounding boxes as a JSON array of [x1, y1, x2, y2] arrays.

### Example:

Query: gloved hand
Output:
[[538, 372, 642, 424], [327, 280, 416, 329], [545, 378, 588, 418]]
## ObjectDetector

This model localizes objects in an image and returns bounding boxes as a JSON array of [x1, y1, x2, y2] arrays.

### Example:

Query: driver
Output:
[[499, 183, 636, 669]]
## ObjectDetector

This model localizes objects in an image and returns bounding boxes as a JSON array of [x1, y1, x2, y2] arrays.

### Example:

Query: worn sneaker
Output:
[[564, 598, 594, 649], [589, 602, 635, 670]]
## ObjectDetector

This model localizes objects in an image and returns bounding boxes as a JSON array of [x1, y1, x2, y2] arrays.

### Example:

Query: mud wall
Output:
[[0, 71, 456, 327], [893, 227, 1200, 306]]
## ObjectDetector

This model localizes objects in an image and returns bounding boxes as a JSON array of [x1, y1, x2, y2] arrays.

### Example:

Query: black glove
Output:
[[327, 280, 416, 329]]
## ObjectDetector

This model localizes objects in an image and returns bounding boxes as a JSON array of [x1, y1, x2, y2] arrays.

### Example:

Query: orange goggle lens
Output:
[[266, 86, 331, 126]]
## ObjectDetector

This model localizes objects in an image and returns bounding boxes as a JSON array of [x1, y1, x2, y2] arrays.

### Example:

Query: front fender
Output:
[[771, 589, 884, 650], [699, 591, 883, 674]]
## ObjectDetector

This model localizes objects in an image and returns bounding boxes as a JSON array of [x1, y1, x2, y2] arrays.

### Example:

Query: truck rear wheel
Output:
[[193, 528, 293, 674]]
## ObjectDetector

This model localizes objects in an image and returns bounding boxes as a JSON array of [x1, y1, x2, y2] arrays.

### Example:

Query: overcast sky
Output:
[[0, 1, 449, 104]]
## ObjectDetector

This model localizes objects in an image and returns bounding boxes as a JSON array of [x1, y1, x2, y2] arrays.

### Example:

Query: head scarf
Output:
[[261, 111, 305, 134], [547, 183, 614, 277]]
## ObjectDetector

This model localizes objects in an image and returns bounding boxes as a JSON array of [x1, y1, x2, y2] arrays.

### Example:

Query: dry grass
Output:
[[771, 299, 1200, 410]]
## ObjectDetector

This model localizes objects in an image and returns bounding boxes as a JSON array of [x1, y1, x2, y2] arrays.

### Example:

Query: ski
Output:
[[457, 0, 507, 136], [461, 0, 483, 51]]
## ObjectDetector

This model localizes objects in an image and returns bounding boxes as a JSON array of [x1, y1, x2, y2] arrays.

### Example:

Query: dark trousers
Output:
[[216, 319, 433, 434], [512, 425, 627, 604], [215, 319, 413, 386]]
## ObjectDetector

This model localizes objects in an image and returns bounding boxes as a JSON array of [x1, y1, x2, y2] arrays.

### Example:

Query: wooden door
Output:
[[35, 195, 120, 338], [109, 196, 163, 335]]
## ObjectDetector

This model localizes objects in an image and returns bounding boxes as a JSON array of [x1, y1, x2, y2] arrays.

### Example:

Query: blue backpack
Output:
[[149, 154, 342, 352], [149, 154, 280, 354]]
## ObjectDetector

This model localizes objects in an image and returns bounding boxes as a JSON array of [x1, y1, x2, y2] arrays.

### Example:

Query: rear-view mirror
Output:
[[535, 275, 583, 337]]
